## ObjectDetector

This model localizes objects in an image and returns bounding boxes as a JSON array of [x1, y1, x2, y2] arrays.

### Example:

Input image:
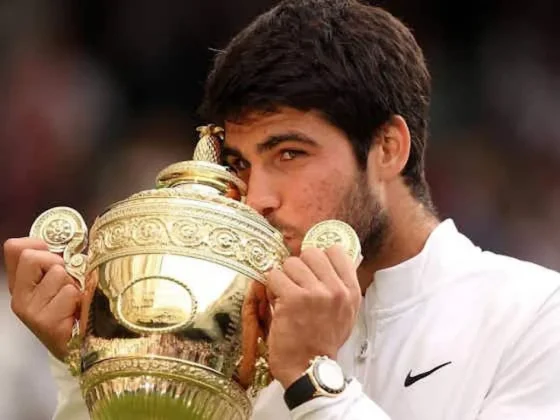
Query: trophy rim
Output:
[[156, 160, 247, 195], [86, 191, 289, 281]]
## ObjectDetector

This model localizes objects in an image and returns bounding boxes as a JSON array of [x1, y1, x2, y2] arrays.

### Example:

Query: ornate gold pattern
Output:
[[249, 337, 271, 399], [82, 357, 249, 420], [81, 357, 250, 412], [65, 336, 82, 377], [30, 206, 88, 255], [301, 219, 362, 264], [87, 200, 288, 282]]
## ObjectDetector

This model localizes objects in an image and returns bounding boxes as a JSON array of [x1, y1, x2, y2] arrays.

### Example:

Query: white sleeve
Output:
[[291, 379, 390, 420], [477, 288, 560, 419], [48, 354, 90, 420]]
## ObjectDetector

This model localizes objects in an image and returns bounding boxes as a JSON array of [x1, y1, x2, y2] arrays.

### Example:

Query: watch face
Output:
[[314, 358, 345, 392]]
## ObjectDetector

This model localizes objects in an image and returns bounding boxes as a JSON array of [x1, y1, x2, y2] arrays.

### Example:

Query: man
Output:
[[4, 0, 560, 419]]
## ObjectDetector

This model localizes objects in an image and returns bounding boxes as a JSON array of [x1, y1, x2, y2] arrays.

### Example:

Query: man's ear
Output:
[[366, 115, 411, 182]]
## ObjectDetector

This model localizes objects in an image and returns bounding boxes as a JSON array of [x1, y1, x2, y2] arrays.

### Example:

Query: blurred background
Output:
[[0, 0, 559, 418]]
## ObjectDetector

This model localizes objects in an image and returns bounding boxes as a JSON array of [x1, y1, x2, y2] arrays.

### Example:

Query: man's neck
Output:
[[357, 200, 439, 295]]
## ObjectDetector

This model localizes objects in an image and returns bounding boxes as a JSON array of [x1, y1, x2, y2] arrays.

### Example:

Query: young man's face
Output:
[[223, 107, 387, 256]]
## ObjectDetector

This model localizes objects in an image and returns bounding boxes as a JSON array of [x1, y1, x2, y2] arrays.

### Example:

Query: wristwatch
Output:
[[284, 356, 347, 410]]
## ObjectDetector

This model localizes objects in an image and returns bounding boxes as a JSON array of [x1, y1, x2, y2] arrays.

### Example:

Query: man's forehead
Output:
[[225, 111, 295, 132]]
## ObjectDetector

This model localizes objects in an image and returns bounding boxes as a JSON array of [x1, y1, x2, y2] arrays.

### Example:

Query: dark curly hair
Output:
[[200, 0, 432, 205]]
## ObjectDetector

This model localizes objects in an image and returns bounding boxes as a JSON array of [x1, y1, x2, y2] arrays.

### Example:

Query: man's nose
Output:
[[244, 170, 280, 218]]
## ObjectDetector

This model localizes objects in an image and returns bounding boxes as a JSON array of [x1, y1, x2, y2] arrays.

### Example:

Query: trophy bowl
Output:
[[29, 125, 360, 420]]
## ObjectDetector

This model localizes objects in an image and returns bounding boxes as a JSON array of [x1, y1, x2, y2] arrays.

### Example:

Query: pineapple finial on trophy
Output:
[[194, 124, 225, 164], [155, 124, 246, 198]]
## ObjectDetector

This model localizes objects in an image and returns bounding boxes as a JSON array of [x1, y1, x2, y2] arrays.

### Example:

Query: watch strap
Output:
[[284, 373, 316, 410]]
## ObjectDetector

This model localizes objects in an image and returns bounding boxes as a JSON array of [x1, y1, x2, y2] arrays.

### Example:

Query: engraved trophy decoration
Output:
[[29, 125, 361, 420]]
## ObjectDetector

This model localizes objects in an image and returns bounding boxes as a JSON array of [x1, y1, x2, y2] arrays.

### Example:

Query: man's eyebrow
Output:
[[256, 132, 317, 154], [221, 145, 244, 162], [221, 132, 317, 163]]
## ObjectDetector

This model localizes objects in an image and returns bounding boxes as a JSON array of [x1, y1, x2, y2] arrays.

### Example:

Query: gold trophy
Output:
[[29, 125, 361, 420]]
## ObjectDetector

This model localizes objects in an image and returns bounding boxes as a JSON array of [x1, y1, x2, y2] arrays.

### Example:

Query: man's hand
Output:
[[4, 237, 81, 361], [266, 244, 361, 389]]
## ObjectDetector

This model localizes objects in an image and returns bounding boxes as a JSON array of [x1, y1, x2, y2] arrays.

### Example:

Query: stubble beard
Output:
[[270, 173, 389, 259], [334, 172, 390, 261]]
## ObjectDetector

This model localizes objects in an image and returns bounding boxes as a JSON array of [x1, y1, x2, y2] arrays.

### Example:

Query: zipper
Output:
[[355, 283, 377, 389]]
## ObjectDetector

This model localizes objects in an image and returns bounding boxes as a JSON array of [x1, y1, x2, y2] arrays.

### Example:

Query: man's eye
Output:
[[279, 150, 305, 161], [227, 158, 250, 172]]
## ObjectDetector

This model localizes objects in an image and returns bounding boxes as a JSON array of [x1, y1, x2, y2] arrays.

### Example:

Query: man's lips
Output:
[[281, 236, 303, 255]]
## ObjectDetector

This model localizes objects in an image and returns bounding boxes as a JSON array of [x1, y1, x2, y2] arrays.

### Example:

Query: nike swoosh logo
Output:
[[404, 361, 452, 387]]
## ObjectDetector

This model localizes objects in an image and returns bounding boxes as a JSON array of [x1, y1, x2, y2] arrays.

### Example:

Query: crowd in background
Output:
[[1, 1, 559, 418]]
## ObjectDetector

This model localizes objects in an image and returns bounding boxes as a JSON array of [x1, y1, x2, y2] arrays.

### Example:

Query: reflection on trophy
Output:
[[29, 125, 361, 420]]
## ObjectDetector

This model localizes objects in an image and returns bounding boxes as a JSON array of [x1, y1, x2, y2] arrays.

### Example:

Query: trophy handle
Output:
[[30, 206, 89, 375], [249, 337, 272, 399]]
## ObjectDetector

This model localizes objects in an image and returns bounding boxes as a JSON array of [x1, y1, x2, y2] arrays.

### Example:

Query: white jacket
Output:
[[49, 220, 560, 419]]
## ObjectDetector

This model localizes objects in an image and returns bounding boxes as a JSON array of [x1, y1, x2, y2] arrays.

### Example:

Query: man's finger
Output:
[[42, 283, 82, 322], [28, 265, 78, 314], [282, 256, 318, 289], [300, 247, 342, 290], [12, 249, 64, 298], [266, 284, 276, 311], [4, 238, 49, 294], [266, 267, 300, 299], [325, 244, 359, 290]]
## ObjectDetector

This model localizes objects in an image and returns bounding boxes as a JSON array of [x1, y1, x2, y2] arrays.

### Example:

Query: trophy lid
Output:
[[155, 125, 247, 200]]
